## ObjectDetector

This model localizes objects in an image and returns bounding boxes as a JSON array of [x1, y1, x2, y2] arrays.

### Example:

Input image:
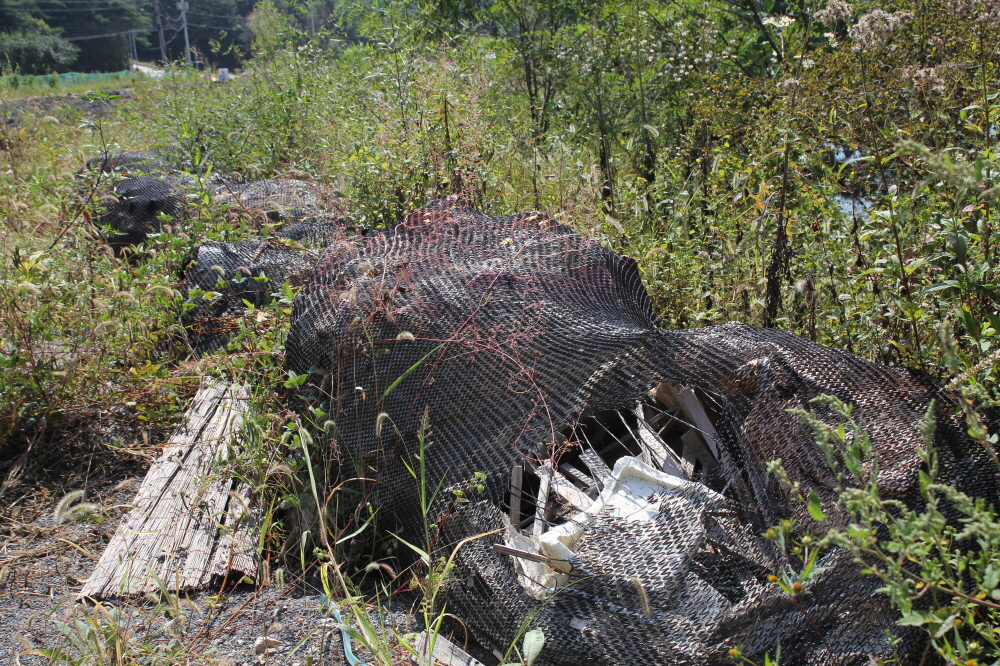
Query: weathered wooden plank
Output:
[[578, 446, 612, 486], [558, 463, 598, 499], [681, 428, 717, 473], [548, 469, 593, 512], [532, 463, 552, 537], [633, 404, 687, 479], [79, 379, 257, 599], [412, 631, 485, 666]]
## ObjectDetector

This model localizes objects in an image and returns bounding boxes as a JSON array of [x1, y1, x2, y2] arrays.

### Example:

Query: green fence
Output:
[[1, 69, 132, 90]]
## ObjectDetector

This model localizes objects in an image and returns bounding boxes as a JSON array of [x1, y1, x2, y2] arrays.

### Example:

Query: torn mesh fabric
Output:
[[285, 198, 996, 666]]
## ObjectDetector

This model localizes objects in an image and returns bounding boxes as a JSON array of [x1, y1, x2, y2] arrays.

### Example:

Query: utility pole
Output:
[[177, 0, 191, 65], [309, 2, 316, 34], [153, 0, 167, 62]]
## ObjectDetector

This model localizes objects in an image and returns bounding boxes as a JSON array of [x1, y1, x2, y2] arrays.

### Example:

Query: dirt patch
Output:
[[0, 414, 416, 666], [1, 89, 132, 127]]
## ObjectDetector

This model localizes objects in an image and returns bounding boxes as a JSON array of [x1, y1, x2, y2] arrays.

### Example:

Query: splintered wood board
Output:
[[412, 632, 485, 666], [79, 380, 259, 599]]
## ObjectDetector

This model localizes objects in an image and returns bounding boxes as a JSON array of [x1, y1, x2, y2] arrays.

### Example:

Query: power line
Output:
[[137, 27, 179, 49], [59, 18, 152, 31], [60, 22, 152, 38], [3, 5, 149, 10], [188, 11, 242, 19], [63, 29, 139, 39], [6, 0, 146, 4], [187, 22, 239, 29]]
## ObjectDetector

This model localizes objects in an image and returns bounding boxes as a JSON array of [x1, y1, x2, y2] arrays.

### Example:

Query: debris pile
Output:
[[87, 148, 348, 353], [84, 149, 999, 665], [284, 197, 997, 665]]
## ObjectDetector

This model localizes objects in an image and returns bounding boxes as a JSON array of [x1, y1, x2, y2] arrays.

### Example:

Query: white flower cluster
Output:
[[814, 0, 853, 28], [902, 66, 946, 108], [848, 9, 912, 52], [763, 15, 796, 28], [945, 0, 1000, 26]]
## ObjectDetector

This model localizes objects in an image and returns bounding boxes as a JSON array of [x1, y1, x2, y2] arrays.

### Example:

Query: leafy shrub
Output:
[[0, 30, 79, 75], [760, 378, 1000, 665]]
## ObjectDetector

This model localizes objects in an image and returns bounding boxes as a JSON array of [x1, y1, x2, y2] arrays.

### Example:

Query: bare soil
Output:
[[0, 414, 413, 666]]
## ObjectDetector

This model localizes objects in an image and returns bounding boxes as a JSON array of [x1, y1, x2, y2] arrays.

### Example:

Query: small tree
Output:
[[0, 31, 79, 75]]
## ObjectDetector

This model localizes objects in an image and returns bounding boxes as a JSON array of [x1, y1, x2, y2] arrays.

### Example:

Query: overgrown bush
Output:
[[0, 30, 79, 75]]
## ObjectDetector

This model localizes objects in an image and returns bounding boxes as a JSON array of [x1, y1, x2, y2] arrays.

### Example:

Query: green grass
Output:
[[0, 71, 142, 99], [2, 0, 999, 663]]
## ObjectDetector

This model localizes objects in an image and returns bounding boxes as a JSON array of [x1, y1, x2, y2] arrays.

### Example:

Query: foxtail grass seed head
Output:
[[54, 489, 85, 524]]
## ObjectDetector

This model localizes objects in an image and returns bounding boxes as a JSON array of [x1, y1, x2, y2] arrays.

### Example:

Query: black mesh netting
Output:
[[87, 148, 340, 256], [87, 149, 195, 252], [280, 197, 999, 666], [85, 147, 997, 663], [179, 228, 343, 354], [86, 149, 349, 354]]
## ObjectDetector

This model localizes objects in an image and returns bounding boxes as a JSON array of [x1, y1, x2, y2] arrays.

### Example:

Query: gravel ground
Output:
[[0, 414, 418, 666]]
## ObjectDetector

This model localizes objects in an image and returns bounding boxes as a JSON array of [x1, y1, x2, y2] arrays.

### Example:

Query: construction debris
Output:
[[283, 198, 997, 665], [254, 636, 281, 655], [411, 632, 485, 666], [76, 168, 1000, 664], [79, 380, 258, 599]]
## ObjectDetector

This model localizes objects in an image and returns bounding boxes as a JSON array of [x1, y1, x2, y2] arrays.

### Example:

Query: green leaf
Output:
[[335, 512, 376, 545], [381, 344, 443, 399], [984, 563, 1000, 592], [807, 489, 827, 523], [897, 610, 933, 626], [284, 371, 309, 389], [523, 628, 545, 666], [391, 532, 431, 566]]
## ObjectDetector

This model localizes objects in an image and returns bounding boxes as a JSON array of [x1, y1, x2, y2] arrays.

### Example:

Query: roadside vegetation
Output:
[[2, 0, 999, 663]]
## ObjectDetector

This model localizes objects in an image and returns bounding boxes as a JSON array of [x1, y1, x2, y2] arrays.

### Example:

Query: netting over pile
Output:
[[87, 149, 195, 252], [284, 198, 998, 666], [86, 149, 348, 354], [87, 148, 340, 252]]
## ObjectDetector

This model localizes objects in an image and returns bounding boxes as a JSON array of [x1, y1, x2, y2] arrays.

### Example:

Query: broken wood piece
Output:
[[558, 463, 599, 498], [666, 384, 721, 459], [412, 631, 485, 666], [682, 428, 718, 474], [558, 462, 594, 487], [633, 405, 687, 479], [650, 382, 681, 412], [532, 463, 552, 537], [509, 463, 523, 527], [548, 470, 593, 512], [535, 441, 549, 463], [492, 543, 552, 564], [79, 379, 258, 599]]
